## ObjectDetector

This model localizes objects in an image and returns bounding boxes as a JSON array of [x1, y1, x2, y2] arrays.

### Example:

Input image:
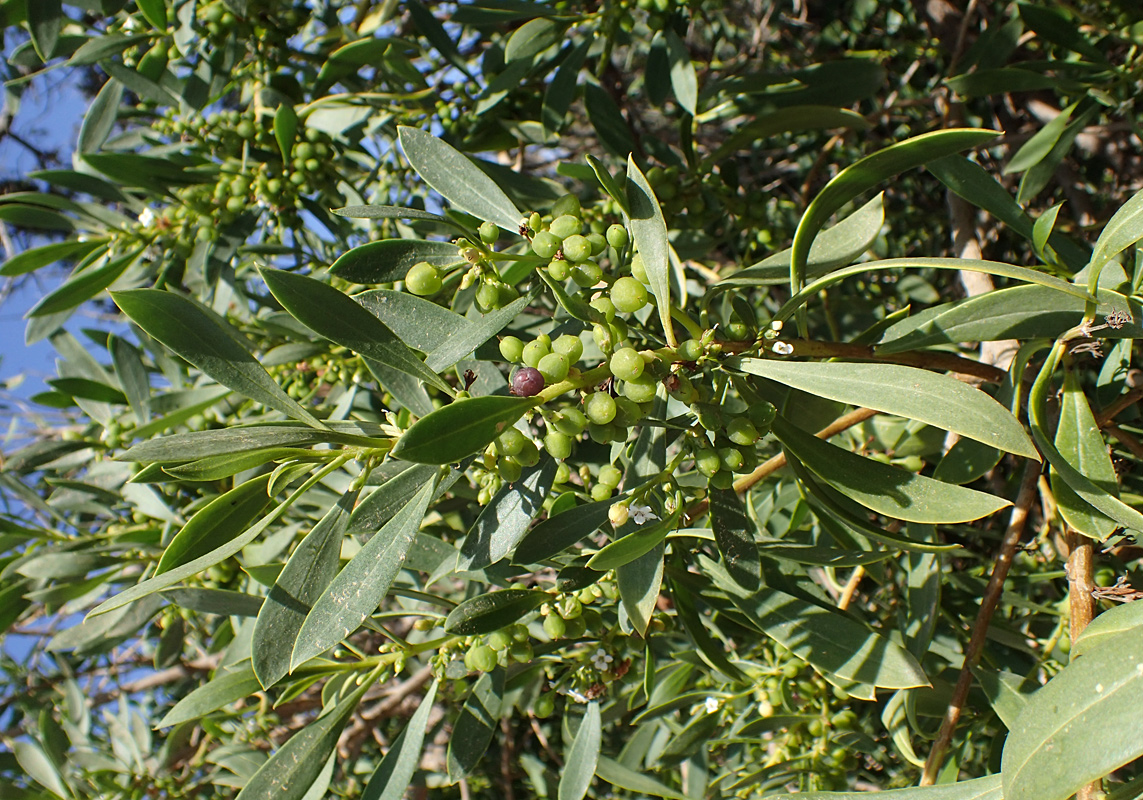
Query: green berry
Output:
[[406, 262, 442, 296], [513, 439, 540, 467], [544, 432, 574, 459], [710, 471, 735, 489], [498, 458, 523, 483], [630, 252, 648, 282], [487, 630, 513, 651], [609, 347, 645, 382], [543, 613, 567, 639], [498, 428, 528, 457], [598, 464, 622, 488], [590, 483, 613, 502], [570, 260, 602, 287], [547, 259, 571, 281], [522, 339, 551, 368], [552, 334, 583, 363], [500, 335, 525, 363], [727, 417, 760, 446], [555, 462, 572, 483], [551, 193, 581, 217], [553, 407, 588, 436], [612, 396, 645, 428], [588, 422, 617, 443], [532, 230, 561, 259], [508, 641, 533, 662], [584, 392, 617, 425], [748, 402, 777, 430], [621, 374, 657, 403], [538, 352, 570, 383], [590, 296, 617, 321], [225, 196, 244, 213], [533, 692, 556, 718], [606, 224, 629, 249], [586, 232, 608, 256], [592, 323, 613, 353], [550, 214, 582, 239], [476, 282, 502, 310], [677, 339, 704, 361], [562, 235, 592, 262], [695, 448, 721, 477], [564, 614, 587, 638], [465, 643, 498, 672], [719, 446, 744, 472], [478, 220, 499, 245], [558, 595, 583, 619], [611, 277, 648, 313]]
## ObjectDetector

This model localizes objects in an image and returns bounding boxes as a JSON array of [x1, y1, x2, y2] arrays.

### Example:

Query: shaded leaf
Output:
[[1074, 601, 1143, 658], [328, 239, 462, 284], [156, 475, 273, 574], [709, 487, 761, 589], [392, 395, 534, 465], [513, 498, 618, 564], [1050, 368, 1119, 539], [664, 29, 697, 115], [78, 77, 124, 153], [444, 589, 549, 636], [157, 666, 261, 728], [458, 458, 557, 570], [447, 671, 503, 782], [361, 681, 439, 800], [331, 205, 446, 222], [617, 543, 664, 636]]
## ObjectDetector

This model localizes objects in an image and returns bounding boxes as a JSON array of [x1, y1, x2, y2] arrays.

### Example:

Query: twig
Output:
[[1066, 530, 1101, 800], [837, 566, 865, 611], [920, 460, 1041, 785]]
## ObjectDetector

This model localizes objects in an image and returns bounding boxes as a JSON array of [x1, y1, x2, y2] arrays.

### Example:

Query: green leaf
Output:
[[772, 776, 1001, 800], [542, 39, 591, 135], [361, 681, 439, 800], [331, 205, 446, 222], [162, 448, 320, 481], [78, 77, 124, 154], [0, 239, 103, 277], [505, 17, 562, 62], [1017, 3, 1105, 62], [120, 423, 385, 464], [1002, 627, 1143, 800], [586, 154, 629, 216], [67, 33, 153, 65], [1050, 368, 1119, 539], [718, 194, 883, 286], [669, 572, 746, 682], [617, 543, 664, 636], [11, 738, 67, 799], [709, 105, 869, 163], [392, 395, 534, 465], [46, 377, 126, 404], [626, 157, 676, 347], [596, 756, 688, 800], [709, 487, 761, 589], [790, 129, 999, 293], [947, 67, 1058, 97], [110, 335, 151, 426], [234, 679, 370, 800], [112, 290, 325, 428], [259, 268, 450, 394], [458, 459, 557, 570], [156, 475, 273, 574], [398, 126, 522, 231], [253, 490, 356, 688], [1005, 101, 1078, 175], [973, 666, 1035, 730], [664, 29, 697, 115], [738, 359, 1038, 459], [444, 589, 549, 636], [1032, 202, 1064, 260], [585, 83, 637, 158], [1088, 185, 1143, 293], [291, 480, 434, 669], [425, 289, 538, 372], [136, 0, 168, 30], [28, 0, 62, 61], [729, 586, 929, 689], [348, 464, 440, 534], [1073, 601, 1143, 658], [447, 671, 503, 782], [328, 239, 462, 284], [0, 203, 74, 231], [587, 512, 677, 572], [772, 415, 1010, 524], [406, 0, 472, 79], [352, 289, 468, 353], [28, 248, 140, 317], [157, 666, 261, 727], [559, 701, 601, 800], [513, 498, 619, 564], [160, 588, 263, 617], [1016, 105, 1097, 205]]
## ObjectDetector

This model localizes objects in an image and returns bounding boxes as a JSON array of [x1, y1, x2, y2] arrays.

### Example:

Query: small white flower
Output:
[[630, 503, 658, 525], [138, 208, 155, 227], [123, 15, 141, 31], [769, 320, 783, 331], [772, 341, 794, 356], [704, 696, 721, 714], [564, 688, 589, 704]]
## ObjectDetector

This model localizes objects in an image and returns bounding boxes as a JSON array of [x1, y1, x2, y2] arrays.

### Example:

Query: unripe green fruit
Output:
[[304, 158, 320, 173], [590, 296, 617, 321], [553, 407, 588, 436], [528, 211, 543, 232], [592, 323, 613, 353], [726, 321, 750, 341], [498, 458, 523, 483], [570, 260, 602, 287], [295, 142, 315, 160], [562, 235, 592, 262], [747, 402, 776, 431], [533, 692, 556, 718], [610, 347, 645, 381], [558, 595, 583, 619], [476, 282, 502, 310], [498, 428, 528, 457], [586, 232, 608, 256], [465, 643, 497, 672], [621, 374, 657, 403], [478, 220, 499, 245], [612, 396, 644, 428], [547, 260, 571, 281], [552, 334, 583, 363], [590, 483, 613, 501], [719, 446, 744, 472], [564, 614, 587, 638], [500, 335, 525, 362], [549, 214, 582, 239], [235, 120, 255, 140], [696, 448, 721, 477], [606, 224, 629, 249], [551, 193, 581, 217], [487, 630, 513, 651], [587, 422, 616, 444], [677, 339, 704, 361], [630, 252, 648, 283], [544, 432, 573, 460], [509, 641, 533, 662], [727, 417, 760, 446], [513, 439, 540, 467], [497, 284, 520, 306], [538, 352, 570, 383], [522, 339, 551, 368], [710, 470, 735, 489], [598, 464, 622, 488], [555, 462, 572, 483], [225, 196, 245, 213], [584, 392, 617, 425], [611, 277, 648, 313], [532, 230, 561, 259], [543, 613, 567, 639]]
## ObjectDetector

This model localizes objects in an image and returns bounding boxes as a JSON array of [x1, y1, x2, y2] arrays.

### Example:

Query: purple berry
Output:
[[511, 367, 545, 397]]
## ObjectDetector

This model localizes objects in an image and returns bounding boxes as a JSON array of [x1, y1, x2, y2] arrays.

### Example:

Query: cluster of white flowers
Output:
[[590, 648, 614, 671], [137, 208, 156, 227]]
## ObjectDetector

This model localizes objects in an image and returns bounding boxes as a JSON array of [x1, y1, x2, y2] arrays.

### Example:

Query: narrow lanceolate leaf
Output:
[[78, 77, 124, 154], [234, 679, 370, 800], [157, 666, 261, 727], [596, 757, 690, 800], [328, 239, 462, 284], [626, 157, 676, 347], [790, 129, 999, 292], [253, 489, 357, 689], [1073, 600, 1143, 658], [459, 459, 557, 570], [331, 205, 446, 222], [774, 776, 1002, 800], [773, 415, 1010, 524], [361, 681, 439, 800], [398, 126, 522, 231], [709, 487, 761, 590], [273, 103, 297, 161], [559, 702, 602, 800], [617, 544, 665, 636], [425, 289, 538, 372], [738, 359, 1038, 459], [28, 0, 62, 61], [513, 498, 619, 564], [1002, 627, 1143, 800], [447, 671, 503, 782], [156, 475, 273, 574], [1050, 368, 1119, 539], [588, 511, 678, 572], [392, 395, 534, 465], [28, 248, 140, 317], [112, 289, 325, 428], [259, 268, 450, 394], [291, 480, 434, 669], [120, 424, 386, 464], [730, 586, 929, 689], [444, 589, 550, 636], [1087, 185, 1143, 294]]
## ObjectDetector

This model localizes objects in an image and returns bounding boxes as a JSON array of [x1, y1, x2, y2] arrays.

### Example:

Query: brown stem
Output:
[[837, 566, 865, 611], [920, 460, 1041, 785], [1066, 530, 1101, 800]]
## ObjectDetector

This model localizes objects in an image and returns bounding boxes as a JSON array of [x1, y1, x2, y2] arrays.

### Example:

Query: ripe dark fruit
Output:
[[511, 367, 545, 397]]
